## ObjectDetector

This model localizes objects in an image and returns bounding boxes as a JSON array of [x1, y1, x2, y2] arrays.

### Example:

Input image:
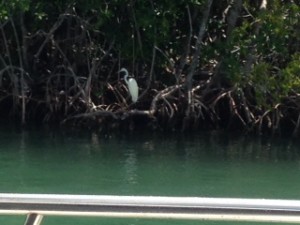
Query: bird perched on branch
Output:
[[119, 68, 139, 103]]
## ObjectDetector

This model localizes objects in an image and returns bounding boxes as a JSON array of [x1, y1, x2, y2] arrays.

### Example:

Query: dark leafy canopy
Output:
[[0, 0, 300, 134]]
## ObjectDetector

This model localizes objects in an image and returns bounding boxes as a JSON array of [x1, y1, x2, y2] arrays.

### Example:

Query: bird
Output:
[[119, 68, 139, 103]]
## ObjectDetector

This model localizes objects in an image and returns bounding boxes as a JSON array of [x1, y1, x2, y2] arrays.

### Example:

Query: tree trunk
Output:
[[226, 0, 243, 36], [185, 0, 213, 116]]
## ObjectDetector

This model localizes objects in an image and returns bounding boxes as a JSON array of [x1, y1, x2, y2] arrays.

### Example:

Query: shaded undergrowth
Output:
[[0, 1, 300, 135]]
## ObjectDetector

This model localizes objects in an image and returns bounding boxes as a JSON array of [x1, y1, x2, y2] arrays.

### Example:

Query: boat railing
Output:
[[0, 193, 300, 225]]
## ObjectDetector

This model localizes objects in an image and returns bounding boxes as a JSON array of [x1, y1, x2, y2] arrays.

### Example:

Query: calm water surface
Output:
[[0, 126, 300, 225]]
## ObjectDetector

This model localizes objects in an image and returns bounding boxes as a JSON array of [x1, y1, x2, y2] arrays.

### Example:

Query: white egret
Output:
[[119, 68, 139, 103]]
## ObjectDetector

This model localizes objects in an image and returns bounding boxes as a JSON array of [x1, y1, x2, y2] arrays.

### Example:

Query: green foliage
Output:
[[250, 53, 300, 108], [217, 0, 300, 107], [249, 63, 276, 107], [88, 0, 204, 63], [0, 0, 30, 20], [257, 1, 299, 65], [251, 1, 300, 104], [282, 53, 300, 93]]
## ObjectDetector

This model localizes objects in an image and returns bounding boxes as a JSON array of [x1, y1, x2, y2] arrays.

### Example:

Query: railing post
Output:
[[24, 214, 43, 225]]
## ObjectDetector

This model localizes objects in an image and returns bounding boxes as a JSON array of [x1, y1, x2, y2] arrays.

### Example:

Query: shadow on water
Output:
[[1, 125, 300, 169], [2, 121, 299, 161]]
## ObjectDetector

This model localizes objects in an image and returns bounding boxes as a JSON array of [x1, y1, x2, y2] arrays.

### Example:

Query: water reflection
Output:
[[197, 133, 300, 162], [1, 127, 300, 163], [123, 149, 138, 185]]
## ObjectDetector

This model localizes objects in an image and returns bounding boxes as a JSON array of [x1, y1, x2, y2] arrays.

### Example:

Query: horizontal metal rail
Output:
[[0, 194, 300, 224]]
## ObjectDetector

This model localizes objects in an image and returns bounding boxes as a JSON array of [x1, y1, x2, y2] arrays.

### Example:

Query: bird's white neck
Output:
[[124, 74, 129, 83]]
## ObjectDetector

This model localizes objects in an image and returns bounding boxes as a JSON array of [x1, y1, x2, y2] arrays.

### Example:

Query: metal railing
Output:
[[0, 193, 300, 224]]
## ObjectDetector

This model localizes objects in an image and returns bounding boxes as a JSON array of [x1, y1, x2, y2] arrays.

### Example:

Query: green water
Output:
[[0, 127, 300, 225]]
